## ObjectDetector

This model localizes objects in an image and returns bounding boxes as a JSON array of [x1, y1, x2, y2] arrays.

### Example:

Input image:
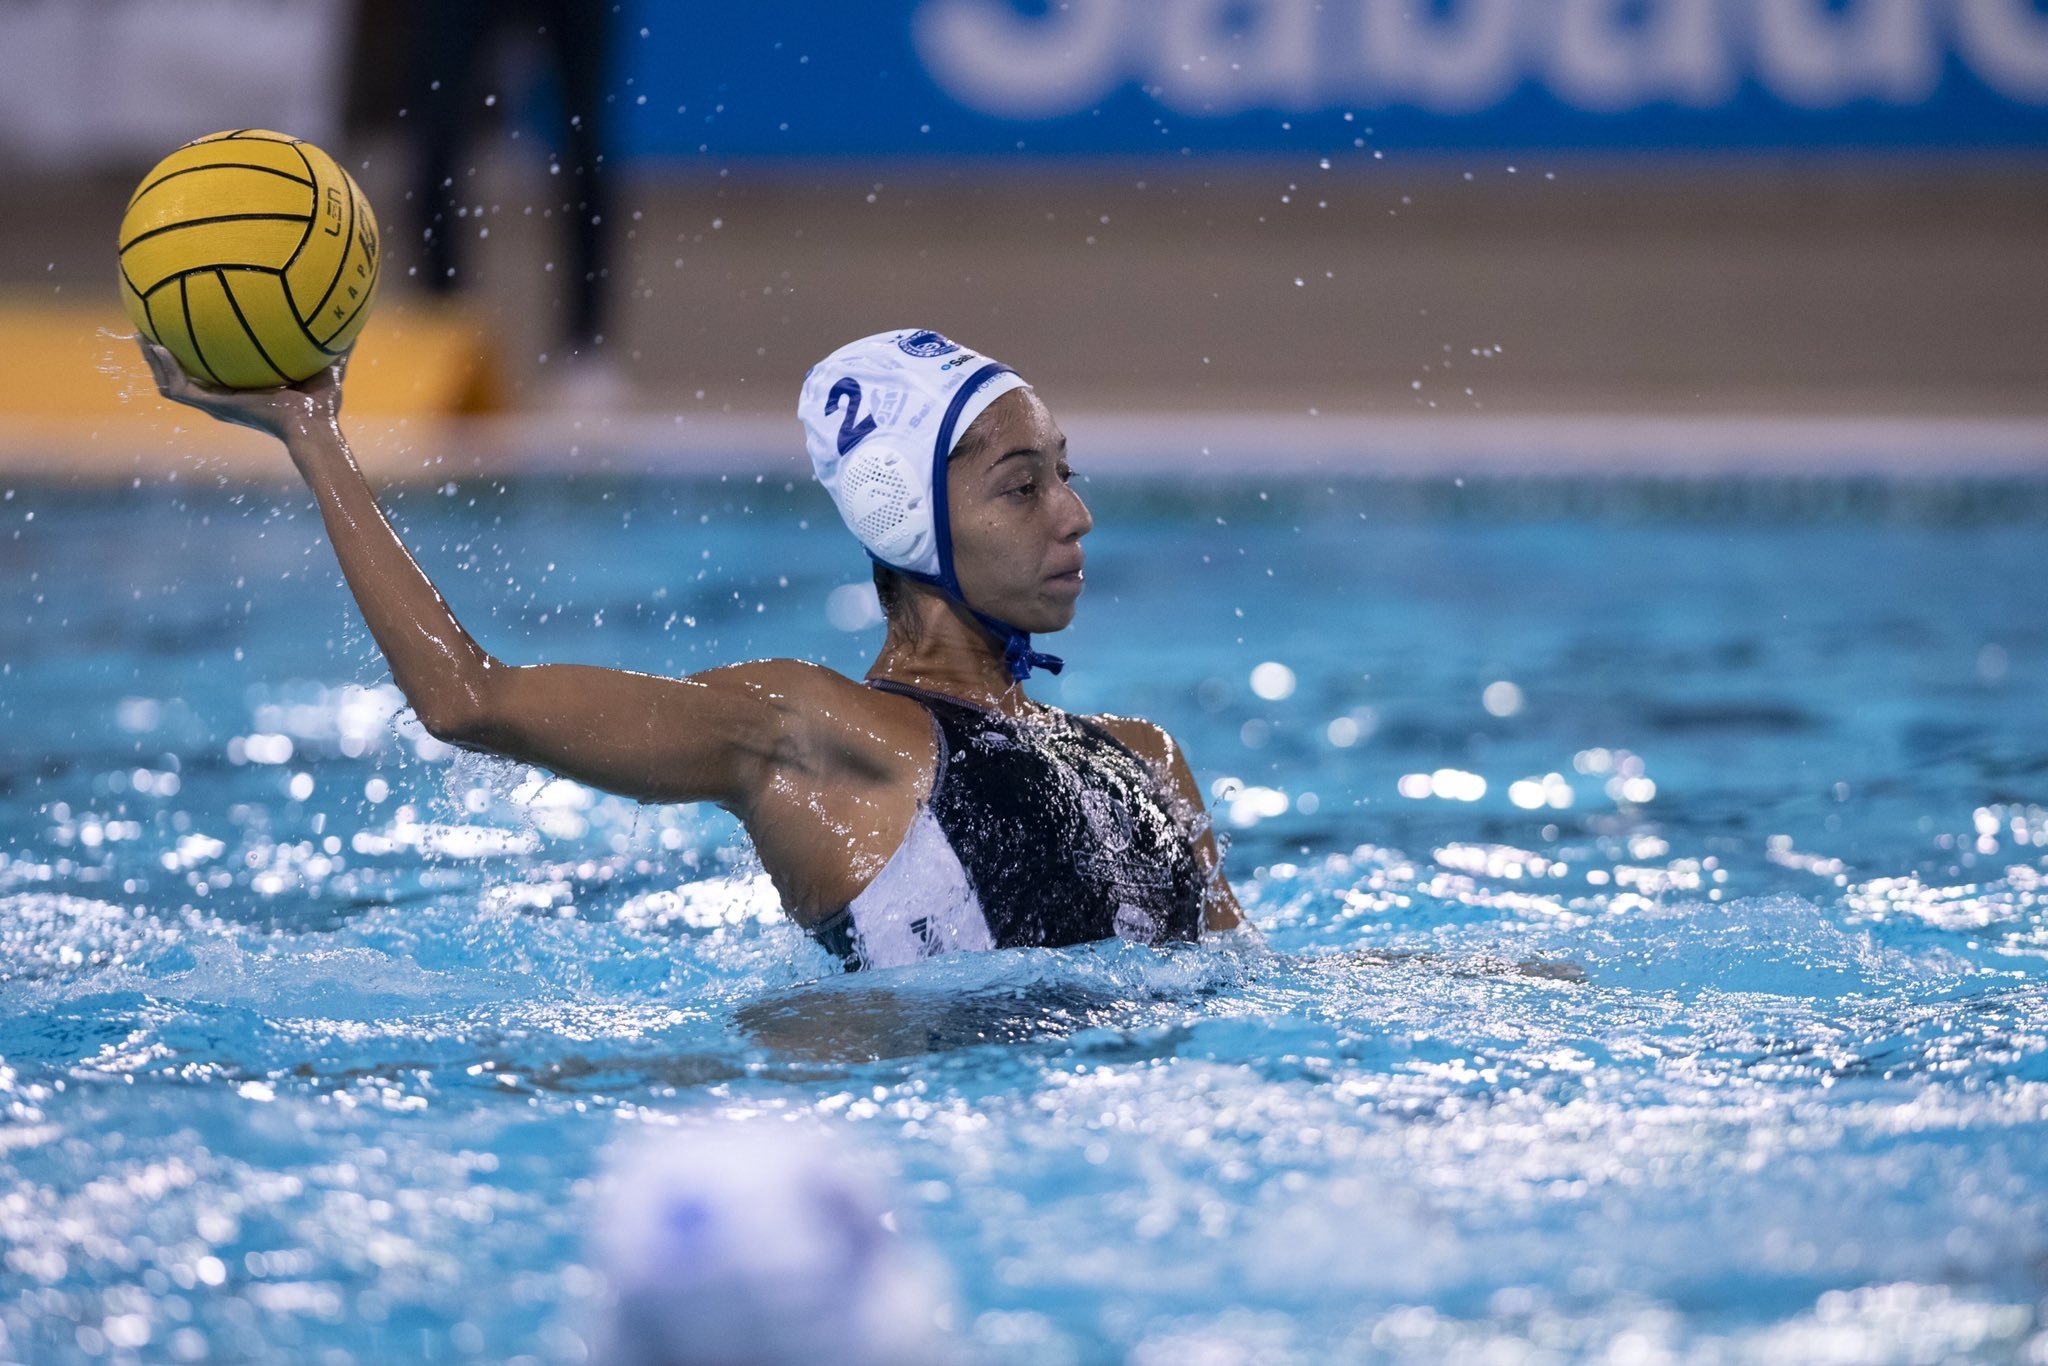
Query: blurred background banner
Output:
[[613, 0, 2048, 161], [0, 0, 350, 167], [0, 0, 2041, 475]]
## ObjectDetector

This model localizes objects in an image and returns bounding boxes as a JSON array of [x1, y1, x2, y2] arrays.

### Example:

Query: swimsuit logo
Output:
[[897, 330, 961, 358], [1079, 789, 1134, 854], [1113, 902, 1162, 944]]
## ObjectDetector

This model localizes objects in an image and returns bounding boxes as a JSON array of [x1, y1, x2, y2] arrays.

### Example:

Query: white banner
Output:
[[0, 0, 351, 167], [914, 0, 2048, 120]]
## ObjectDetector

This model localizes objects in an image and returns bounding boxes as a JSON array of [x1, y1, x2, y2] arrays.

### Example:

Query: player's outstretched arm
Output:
[[138, 341, 800, 812]]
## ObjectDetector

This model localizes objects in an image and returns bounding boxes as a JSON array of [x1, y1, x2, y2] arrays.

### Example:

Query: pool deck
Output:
[[7, 152, 2046, 480]]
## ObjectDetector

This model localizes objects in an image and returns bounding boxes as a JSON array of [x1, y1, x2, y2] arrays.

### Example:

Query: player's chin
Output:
[[1027, 592, 1082, 633], [986, 576, 1083, 633]]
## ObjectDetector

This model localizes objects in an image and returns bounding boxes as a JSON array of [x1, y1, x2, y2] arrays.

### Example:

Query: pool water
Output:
[[3, 475, 2046, 1363]]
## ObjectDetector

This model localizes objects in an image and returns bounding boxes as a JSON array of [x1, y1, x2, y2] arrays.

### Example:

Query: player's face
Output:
[[947, 389, 1092, 634]]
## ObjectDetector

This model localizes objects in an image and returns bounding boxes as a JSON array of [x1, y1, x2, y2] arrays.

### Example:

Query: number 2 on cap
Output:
[[825, 378, 878, 455]]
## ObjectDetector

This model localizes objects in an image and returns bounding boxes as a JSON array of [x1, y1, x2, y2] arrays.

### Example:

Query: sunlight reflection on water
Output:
[[3, 479, 2046, 1362]]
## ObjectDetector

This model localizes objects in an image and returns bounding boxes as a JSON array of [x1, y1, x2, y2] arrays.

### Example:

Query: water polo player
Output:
[[138, 328, 1244, 968]]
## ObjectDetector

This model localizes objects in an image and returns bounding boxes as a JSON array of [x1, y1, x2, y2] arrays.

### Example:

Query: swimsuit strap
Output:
[[863, 678, 953, 802], [866, 677, 1154, 786], [865, 677, 1067, 730], [865, 677, 1001, 714]]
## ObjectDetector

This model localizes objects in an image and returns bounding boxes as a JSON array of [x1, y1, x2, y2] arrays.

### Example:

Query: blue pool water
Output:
[[3, 475, 2046, 1363]]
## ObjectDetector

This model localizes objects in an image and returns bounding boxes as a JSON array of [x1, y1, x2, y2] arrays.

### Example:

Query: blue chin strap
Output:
[[885, 361, 1064, 683]]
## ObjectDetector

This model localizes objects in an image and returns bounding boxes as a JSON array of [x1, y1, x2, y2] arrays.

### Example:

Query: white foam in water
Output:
[[0, 893, 189, 997], [1567, 893, 1969, 998], [135, 939, 504, 1016]]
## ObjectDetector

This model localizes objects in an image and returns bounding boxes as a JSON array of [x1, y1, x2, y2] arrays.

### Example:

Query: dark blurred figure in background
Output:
[[406, 0, 618, 400]]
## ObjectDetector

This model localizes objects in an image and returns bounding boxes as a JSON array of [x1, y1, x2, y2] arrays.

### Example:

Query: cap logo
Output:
[[896, 330, 961, 358]]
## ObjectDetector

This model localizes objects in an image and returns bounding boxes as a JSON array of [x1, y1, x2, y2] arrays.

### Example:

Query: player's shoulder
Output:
[[1083, 710, 1178, 771], [695, 657, 928, 738], [688, 657, 893, 717], [691, 655, 854, 695]]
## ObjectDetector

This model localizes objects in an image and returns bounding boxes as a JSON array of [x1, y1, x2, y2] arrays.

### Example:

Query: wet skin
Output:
[[139, 341, 1244, 933]]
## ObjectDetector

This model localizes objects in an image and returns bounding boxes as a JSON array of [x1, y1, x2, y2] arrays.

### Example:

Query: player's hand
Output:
[[138, 337, 348, 441]]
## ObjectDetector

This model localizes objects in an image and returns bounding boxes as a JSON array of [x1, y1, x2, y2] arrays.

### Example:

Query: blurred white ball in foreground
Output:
[[592, 1122, 958, 1366]]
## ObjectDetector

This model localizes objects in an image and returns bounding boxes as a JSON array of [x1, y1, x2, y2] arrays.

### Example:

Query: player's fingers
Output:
[[136, 337, 176, 394], [139, 340, 214, 408], [139, 338, 251, 419]]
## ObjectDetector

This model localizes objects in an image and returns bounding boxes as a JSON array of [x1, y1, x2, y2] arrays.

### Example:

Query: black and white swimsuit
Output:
[[810, 682, 1207, 971]]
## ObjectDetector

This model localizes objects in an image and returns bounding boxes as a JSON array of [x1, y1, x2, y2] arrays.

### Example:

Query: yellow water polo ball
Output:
[[118, 129, 381, 389]]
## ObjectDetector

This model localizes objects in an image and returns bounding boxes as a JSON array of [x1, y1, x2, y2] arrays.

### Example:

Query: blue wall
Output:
[[612, 0, 2048, 160]]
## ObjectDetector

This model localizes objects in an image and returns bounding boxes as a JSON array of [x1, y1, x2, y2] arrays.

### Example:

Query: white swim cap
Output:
[[798, 329, 1030, 580], [798, 329, 1062, 680], [592, 1123, 958, 1366]]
